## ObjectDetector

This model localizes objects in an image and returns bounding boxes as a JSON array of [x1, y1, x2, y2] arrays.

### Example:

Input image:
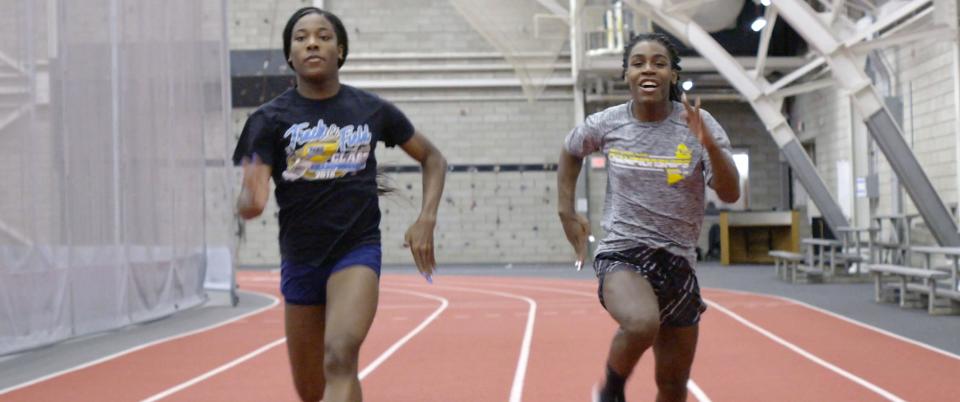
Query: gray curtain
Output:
[[0, 0, 231, 355]]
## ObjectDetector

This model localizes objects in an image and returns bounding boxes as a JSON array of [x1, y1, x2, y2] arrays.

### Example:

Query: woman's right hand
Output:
[[237, 154, 271, 219], [559, 212, 591, 269]]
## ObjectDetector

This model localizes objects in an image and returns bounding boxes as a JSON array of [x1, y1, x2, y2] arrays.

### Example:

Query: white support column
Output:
[[851, 97, 870, 229], [770, 78, 834, 98], [570, 0, 591, 243], [767, 57, 826, 95], [110, 0, 123, 245], [220, 0, 238, 306], [570, 0, 585, 124], [47, 0, 58, 59], [754, 7, 779, 79], [828, 0, 846, 24]]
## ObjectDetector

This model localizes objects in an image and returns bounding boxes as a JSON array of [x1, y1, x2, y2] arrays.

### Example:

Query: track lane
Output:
[[358, 280, 534, 402], [4, 273, 954, 402], [156, 282, 447, 402]]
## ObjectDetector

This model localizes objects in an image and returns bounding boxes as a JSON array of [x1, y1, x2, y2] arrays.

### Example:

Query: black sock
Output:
[[601, 364, 626, 400]]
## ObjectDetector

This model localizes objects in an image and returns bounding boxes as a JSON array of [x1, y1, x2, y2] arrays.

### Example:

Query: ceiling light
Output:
[[760, 0, 771, 6], [681, 79, 694, 91], [750, 17, 767, 32]]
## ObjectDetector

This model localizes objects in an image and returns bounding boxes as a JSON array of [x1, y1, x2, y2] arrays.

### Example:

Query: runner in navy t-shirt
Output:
[[233, 7, 447, 402]]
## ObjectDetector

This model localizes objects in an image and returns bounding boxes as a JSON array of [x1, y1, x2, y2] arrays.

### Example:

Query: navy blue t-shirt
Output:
[[232, 85, 415, 266]]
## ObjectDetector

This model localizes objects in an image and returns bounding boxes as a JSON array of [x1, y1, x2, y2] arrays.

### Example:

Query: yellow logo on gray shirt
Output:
[[608, 143, 693, 185]]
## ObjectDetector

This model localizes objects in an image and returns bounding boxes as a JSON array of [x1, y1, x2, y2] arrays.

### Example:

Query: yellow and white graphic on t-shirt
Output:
[[608, 143, 693, 185], [282, 119, 372, 181]]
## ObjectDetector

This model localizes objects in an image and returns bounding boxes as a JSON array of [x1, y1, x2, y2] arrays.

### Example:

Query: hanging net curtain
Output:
[[448, 0, 571, 102], [0, 0, 232, 355]]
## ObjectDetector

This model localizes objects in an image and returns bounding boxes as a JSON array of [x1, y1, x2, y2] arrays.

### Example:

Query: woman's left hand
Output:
[[404, 217, 437, 279], [681, 92, 715, 149]]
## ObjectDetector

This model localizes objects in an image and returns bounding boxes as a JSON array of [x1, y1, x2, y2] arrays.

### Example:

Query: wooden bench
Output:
[[866, 264, 950, 314], [769, 250, 804, 281]]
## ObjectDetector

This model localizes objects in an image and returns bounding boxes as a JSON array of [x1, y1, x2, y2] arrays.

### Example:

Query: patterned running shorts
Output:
[[594, 245, 707, 327]]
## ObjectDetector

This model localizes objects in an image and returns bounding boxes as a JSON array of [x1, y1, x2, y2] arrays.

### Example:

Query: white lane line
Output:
[[401, 283, 537, 402], [436, 278, 950, 401], [378, 303, 444, 310], [358, 289, 449, 380], [470, 282, 960, 360], [0, 290, 280, 396], [452, 281, 715, 401], [451, 282, 591, 298], [141, 287, 447, 401], [710, 288, 960, 361], [687, 379, 712, 402], [475, 279, 960, 361], [706, 299, 906, 402], [474, 280, 916, 401], [141, 338, 287, 402]]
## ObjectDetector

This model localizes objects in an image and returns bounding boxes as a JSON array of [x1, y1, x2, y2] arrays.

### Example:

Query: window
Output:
[[706, 149, 749, 211]]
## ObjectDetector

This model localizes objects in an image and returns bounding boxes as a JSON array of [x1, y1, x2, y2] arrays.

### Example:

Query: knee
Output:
[[619, 315, 659, 345], [324, 335, 362, 376]]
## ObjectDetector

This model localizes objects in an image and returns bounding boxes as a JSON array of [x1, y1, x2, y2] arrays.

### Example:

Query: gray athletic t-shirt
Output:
[[564, 101, 733, 266]]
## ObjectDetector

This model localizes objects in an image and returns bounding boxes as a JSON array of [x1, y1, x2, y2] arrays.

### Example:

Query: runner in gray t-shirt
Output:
[[557, 34, 740, 402]]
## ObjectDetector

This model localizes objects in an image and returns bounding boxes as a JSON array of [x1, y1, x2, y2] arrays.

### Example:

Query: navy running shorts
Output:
[[280, 243, 382, 305]]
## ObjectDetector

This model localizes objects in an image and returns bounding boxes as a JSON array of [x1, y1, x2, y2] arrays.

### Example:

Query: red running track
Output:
[[2, 272, 959, 401]]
